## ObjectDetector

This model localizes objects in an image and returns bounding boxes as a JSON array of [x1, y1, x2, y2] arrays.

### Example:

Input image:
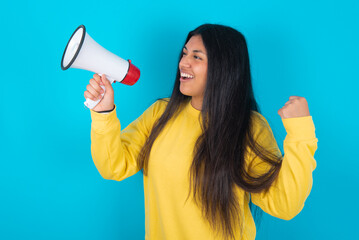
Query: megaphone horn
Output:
[[60, 25, 140, 109]]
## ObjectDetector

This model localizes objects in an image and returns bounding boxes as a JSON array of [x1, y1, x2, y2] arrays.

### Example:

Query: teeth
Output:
[[181, 72, 194, 78]]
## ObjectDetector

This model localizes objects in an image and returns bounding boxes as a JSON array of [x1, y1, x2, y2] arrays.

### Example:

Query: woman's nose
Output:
[[179, 55, 190, 68]]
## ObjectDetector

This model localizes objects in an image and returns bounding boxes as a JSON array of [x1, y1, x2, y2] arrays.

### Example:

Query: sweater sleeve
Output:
[[89, 100, 167, 181], [248, 112, 318, 220]]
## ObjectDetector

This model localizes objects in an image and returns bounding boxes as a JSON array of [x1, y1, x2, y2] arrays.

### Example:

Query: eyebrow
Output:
[[183, 46, 206, 55]]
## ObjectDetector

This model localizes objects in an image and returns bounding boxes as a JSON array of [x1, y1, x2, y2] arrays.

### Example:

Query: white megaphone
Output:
[[61, 25, 140, 109]]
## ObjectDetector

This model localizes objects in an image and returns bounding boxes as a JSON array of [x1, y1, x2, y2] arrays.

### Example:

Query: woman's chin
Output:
[[179, 86, 191, 97]]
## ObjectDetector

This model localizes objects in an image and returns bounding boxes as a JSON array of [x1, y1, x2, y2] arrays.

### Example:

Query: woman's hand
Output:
[[84, 73, 114, 112], [278, 96, 310, 119]]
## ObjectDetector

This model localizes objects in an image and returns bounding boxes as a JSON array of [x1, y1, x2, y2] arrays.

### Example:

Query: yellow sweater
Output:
[[90, 98, 318, 240]]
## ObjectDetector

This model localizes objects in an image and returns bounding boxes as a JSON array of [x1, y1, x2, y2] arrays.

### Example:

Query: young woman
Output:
[[84, 24, 318, 240]]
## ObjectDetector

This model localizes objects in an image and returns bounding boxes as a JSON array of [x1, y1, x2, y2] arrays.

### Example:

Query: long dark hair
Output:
[[138, 24, 283, 239]]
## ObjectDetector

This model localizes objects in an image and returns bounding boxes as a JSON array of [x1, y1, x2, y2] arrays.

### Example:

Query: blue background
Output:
[[0, 0, 357, 239]]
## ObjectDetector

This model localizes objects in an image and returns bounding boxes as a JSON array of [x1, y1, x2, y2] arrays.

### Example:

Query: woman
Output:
[[84, 24, 318, 240]]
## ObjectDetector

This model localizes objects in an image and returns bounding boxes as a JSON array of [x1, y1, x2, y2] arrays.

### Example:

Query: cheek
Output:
[[199, 67, 207, 87], [200, 78, 207, 93], [195, 74, 207, 96]]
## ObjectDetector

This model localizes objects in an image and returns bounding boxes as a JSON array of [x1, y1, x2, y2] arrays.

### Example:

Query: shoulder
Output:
[[150, 97, 169, 112], [153, 97, 170, 108], [142, 97, 169, 119], [250, 110, 275, 141], [250, 110, 270, 129]]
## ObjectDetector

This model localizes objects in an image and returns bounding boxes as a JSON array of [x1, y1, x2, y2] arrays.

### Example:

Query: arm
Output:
[[90, 100, 167, 181], [249, 113, 318, 220]]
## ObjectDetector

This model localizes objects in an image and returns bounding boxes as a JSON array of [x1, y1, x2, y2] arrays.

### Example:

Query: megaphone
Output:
[[60, 25, 140, 109]]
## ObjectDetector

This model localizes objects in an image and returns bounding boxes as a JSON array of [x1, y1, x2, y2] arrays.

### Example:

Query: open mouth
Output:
[[180, 72, 194, 80]]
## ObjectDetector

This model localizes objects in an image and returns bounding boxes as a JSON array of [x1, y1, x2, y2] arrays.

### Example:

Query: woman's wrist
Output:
[[94, 105, 115, 113]]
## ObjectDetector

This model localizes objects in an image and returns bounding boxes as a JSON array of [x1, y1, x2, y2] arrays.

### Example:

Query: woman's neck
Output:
[[191, 97, 203, 111]]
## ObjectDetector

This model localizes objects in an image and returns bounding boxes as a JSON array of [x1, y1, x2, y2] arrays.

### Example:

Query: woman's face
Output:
[[179, 35, 208, 102]]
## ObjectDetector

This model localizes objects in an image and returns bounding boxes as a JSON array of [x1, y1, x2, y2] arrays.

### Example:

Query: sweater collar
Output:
[[185, 99, 201, 118]]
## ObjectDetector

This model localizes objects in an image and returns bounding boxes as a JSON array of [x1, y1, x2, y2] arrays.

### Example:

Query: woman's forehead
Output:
[[184, 35, 207, 54]]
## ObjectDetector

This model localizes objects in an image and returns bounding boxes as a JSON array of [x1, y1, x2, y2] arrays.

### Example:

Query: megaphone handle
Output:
[[84, 74, 115, 109]]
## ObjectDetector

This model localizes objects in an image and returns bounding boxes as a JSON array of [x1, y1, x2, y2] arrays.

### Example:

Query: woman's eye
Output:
[[194, 55, 202, 60], [182, 52, 187, 56]]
